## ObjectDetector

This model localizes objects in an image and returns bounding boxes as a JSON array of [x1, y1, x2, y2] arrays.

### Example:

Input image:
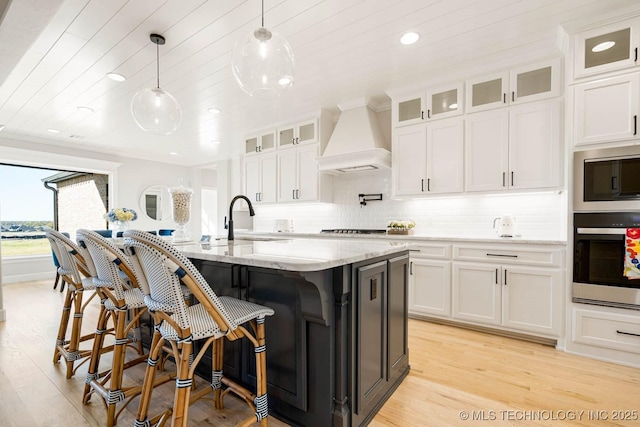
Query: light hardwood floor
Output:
[[1, 280, 639, 426]]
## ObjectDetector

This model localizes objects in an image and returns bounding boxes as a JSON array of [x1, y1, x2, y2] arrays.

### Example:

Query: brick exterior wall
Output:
[[57, 174, 108, 235]]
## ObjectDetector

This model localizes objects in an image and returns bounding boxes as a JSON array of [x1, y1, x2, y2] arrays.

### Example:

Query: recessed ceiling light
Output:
[[0, 124, 5, 132], [169, 152, 178, 155], [107, 72, 126, 82], [592, 41, 616, 52], [449, 103, 458, 110], [208, 107, 221, 114], [77, 106, 94, 113], [400, 32, 420, 45], [278, 77, 292, 86], [47, 128, 60, 134]]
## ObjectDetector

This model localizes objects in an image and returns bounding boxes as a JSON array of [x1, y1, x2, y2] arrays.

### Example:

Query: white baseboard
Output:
[[2, 272, 52, 284]]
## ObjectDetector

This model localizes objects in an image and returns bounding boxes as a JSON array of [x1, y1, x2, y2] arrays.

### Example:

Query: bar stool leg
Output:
[[83, 299, 110, 403], [212, 337, 224, 409], [134, 328, 164, 427], [254, 317, 269, 427], [172, 340, 195, 427], [53, 287, 74, 364]]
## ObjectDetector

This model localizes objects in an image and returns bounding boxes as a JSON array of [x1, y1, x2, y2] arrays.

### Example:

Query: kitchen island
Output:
[[170, 237, 412, 427]]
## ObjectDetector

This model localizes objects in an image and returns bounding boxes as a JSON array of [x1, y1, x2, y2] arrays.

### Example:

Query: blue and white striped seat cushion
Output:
[[157, 297, 274, 342]]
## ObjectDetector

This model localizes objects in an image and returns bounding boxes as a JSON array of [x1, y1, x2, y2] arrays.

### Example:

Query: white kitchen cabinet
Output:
[[465, 99, 561, 192], [392, 82, 463, 127], [409, 259, 451, 318], [466, 59, 560, 113], [277, 144, 321, 202], [393, 118, 464, 197], [452, 244, 564, 338], [574, 18, 640, 79], [452, 262, 502, 325], [426, 82, 464, 120], [244, 152, 277, 204], [277, 118, 318, 149], [392, 94, 425, 127], [244, 130, 276, 155], [408, 244, 452, 318], [574, 74, 640, 147], [573, 307, 640, 354], [501, 266, 563, 336]]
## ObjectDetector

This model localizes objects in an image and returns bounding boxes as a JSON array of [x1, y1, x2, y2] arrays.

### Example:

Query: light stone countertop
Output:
[[171, 237, 412, 272], [234, 231, 567, 246]]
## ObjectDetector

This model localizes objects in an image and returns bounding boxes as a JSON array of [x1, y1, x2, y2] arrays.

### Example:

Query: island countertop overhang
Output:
[[173, 237, 413, 271]]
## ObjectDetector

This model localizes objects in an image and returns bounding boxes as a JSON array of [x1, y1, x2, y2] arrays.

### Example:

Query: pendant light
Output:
[[131, 34, 182, 135], [231, 0, 294, 97]]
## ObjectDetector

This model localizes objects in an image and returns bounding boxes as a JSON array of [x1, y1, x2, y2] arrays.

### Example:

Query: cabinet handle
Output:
[[634, 115, 637, 136], [427, 178, 430, 191], [504, 269, 508, 285], [635, 47, 638, 62], [502, 172, 506, 187], [296, 137, 300, 144], [511, 91, 515, 102], [410, 261, 413, 275], [486, 253, 518, 258], [292, 189, 296, 199], [421, 111, 424, 120], [503, 93, 506, 103], [617, 329, 640, 337], [495, 268, 498, 284], [296, 189, 299, 199], [511, 171, 514, 186], [427, 109, 431, 119], [256, 193, 259, 202], [421, 179, 424, 192]]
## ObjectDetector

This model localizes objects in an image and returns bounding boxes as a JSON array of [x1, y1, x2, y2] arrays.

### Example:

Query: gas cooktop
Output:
[[320, 229, 387, 234]]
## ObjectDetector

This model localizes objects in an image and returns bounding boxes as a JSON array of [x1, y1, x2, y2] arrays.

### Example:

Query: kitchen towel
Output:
[[624, 228, 640, 279]]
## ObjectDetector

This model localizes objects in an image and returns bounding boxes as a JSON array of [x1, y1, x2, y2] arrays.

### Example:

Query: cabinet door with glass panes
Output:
[[244, 130, 276, 155], [466, 59, 560, 113], [277, 119, 318, 149], [392, 94, 426, 127], [574, 18, 640, 79], [425, 82, 463, 120]]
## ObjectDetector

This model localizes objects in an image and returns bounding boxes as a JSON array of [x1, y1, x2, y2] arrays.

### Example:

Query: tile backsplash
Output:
[[253, 170, 567, 240]]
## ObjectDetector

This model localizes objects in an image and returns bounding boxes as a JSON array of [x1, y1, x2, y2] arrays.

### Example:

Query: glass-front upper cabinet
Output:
[[245, 131, 276, 154], [392, 94, 425, 127], [466, 59, 560, 113], [426, 83, 464, 120], [574, 19, 639, 79], [278, 118, 318, 149]]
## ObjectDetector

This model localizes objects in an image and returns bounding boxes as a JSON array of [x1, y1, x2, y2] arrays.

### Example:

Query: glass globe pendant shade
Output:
[[231, 26, 294, 97], [131, 87, 182, 135]]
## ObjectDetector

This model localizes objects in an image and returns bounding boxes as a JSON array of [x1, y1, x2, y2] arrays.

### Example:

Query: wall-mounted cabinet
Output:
[[277, 144, 327, 202], [393, 117, 464, 197], [465, 58, 560, 113], [573, 74, 639, 147], [244, 152, 277, 204], [244, 131, 276, 155], [278, 119, 318, 149], [392, 83, 463, 127], [465, 99, 561, 192], [574, 18, 640, 79]]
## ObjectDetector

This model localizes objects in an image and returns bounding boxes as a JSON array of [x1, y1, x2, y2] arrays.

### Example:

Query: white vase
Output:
[[112, 220, 130, 237]]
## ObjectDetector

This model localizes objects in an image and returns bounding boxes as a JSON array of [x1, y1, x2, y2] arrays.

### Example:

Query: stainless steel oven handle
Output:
[[576, 228, 628, 235]]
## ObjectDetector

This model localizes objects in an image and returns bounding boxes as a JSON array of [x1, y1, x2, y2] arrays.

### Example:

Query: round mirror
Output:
[[139, 185, 172, 221]]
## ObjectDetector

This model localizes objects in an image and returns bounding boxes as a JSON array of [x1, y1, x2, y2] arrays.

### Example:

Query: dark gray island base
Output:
[[184, 249, 410, 427]]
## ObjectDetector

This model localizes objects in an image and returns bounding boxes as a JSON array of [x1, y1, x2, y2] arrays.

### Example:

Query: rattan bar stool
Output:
[[123, 230, 274, 427], [76, 229, 176, 427], [45, 227, 102, 379]]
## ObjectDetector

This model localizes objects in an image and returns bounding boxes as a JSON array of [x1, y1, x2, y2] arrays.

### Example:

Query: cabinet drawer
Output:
[[453, 245, 562, 267], [410, 244, 451, 259], [573, 308, 640, 354]]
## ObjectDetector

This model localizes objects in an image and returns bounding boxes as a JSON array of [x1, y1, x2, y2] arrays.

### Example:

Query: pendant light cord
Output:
[[156, 41, 160, 89], [261, 0, 264, 27]]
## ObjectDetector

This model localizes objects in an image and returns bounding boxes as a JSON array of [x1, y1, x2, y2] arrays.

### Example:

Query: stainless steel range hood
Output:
[[316, 98, 390, 175]]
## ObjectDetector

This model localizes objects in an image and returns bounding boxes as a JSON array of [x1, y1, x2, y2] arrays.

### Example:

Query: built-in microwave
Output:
[[574, 146, 640, 211]]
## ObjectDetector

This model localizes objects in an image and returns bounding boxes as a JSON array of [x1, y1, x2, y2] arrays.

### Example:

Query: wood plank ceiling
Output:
[[0, 0, 639, 166]]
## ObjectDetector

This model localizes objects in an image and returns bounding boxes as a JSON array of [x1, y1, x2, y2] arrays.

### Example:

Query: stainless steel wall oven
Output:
[[573, 212, 640, 310]]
